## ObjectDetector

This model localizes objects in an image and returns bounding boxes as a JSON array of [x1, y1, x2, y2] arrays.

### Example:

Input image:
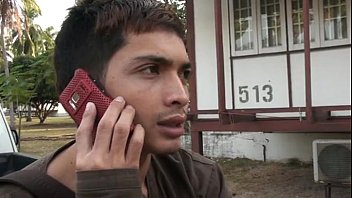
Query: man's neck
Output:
[[47, 143, 152, 192]]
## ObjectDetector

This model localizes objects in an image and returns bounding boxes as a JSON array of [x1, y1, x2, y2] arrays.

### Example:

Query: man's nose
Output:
[[163, 74, 189, 107]]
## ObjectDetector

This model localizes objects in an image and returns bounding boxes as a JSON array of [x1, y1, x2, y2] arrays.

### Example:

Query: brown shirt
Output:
[[0, 142, 232, 198]]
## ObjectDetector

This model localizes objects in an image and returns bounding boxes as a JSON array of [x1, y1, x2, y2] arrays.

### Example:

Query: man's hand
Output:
[[75, 96, 145, 171]]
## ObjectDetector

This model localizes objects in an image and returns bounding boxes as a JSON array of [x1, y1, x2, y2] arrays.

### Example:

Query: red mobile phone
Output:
[[59, 68, 112, 126]]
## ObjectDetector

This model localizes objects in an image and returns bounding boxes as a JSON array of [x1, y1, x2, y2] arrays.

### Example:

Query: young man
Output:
[[0, 0, 232, 197]]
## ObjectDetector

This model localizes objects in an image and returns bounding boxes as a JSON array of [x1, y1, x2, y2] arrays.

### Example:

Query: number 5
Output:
[[239, 86, 249, 103]]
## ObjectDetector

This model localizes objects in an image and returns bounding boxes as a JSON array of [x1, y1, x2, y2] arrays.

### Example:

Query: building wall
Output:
[[192, 0, 351, 161], [194, 0, 351, 110], [193, 0, 218, 110], [191, 132, 350, 162]]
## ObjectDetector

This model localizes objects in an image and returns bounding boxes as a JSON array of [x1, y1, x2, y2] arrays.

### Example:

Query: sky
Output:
[[34, 0, 75, 32]]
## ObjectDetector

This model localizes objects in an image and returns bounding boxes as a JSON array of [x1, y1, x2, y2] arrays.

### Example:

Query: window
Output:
[[257, 0, 287, 53], [260, 0, 283, 48], [230, 0, 258, 56], [230, 0, 351, 56], [229, 0, 286, 56], [287, 0, 320, 49], [234, 0, 254, 51], [287, 0, 350, 49], [320, 0, 350, 46], [292, 0, 315, 44]]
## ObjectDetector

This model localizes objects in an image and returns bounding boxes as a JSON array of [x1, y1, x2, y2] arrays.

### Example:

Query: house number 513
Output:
[[238, 85, 273, 103]]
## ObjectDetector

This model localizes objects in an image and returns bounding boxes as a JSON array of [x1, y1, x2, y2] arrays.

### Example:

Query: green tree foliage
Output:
[[29, 50, 58, 123], [1, 0, 59, 124], [0, 55, 36, 104], [9, 3, 56, 123], [11, 2, 56, 57], [1, 0, 23, 128], [15, 0, 41, 56], [0, 50, 58, 123], [163, 0, 186, 25], [12, 25, 56, 57], [1, 0, 41, 128]]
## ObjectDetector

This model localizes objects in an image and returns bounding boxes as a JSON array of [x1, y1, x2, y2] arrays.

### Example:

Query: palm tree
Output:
[[11, 0, 41, 57], [0, 0, 39, 129], [10, 0, 43, 122], [12, 24, 55, 57]]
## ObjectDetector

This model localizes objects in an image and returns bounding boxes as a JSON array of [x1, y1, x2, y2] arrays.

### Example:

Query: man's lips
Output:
[[157, 114, 187, 138], [157, 114, 187, 127]]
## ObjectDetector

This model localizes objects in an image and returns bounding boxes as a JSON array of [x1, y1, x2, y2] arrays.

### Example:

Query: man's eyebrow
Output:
[[182, 62, 192, 70], [133, 55, 173, 65], [133, 55, 191, 69]]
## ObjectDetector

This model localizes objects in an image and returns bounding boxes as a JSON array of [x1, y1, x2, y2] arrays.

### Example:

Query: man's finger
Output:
[[76, 102, 96, 158], [110, 105, 136, 158], [125, 124, 145, 168], [93, 96, 125, 153]]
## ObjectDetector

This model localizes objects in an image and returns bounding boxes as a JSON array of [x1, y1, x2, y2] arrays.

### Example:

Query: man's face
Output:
[[104, 31, 191, 154]]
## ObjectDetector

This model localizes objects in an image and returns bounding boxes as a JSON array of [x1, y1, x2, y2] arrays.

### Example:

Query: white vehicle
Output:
[[0, 105, 17, 153], [0, 105, 36, 176]]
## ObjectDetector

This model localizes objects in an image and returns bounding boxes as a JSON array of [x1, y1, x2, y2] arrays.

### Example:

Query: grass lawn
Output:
[[14, 116, 76, 157]]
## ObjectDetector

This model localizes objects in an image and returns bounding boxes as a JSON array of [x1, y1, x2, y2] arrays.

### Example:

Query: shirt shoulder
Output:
[[174, 149, 222, 184], [0, 184, 34, 198], [174, 149, 232, 197], [177, 148, 216, 166], [0, 141, 74, 198], [150, 149, 232, 197], [152, 148, 221, 178]]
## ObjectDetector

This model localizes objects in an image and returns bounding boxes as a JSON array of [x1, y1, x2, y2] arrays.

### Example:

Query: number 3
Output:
[[262, 85, 273, 102]]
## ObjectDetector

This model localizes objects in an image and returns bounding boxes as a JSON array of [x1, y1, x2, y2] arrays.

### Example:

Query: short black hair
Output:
[[54, 0, 185, 94]]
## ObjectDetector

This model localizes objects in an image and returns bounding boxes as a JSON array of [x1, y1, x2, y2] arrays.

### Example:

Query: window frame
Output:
[[229, 0, 258, 56], [257, 0, 287, 54], [287, 0, 321, 50], [319, 0, 351, 47], [229, 0, 351, 57]]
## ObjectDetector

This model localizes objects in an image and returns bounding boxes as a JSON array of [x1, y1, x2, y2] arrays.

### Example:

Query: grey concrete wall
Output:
[[181, 132, 351, 162]]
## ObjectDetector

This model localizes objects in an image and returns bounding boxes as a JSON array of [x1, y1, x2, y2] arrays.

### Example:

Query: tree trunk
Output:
[[26, 104, 32, 122], [0, 20, 16, 130]]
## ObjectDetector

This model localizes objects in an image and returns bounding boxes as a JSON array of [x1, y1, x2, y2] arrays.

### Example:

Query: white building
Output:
[[185, 0, 351, 162]]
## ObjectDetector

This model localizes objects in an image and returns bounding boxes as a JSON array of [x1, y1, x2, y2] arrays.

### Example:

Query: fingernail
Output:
[[114, 96, 124, 102], [126, 105, 134, 110]]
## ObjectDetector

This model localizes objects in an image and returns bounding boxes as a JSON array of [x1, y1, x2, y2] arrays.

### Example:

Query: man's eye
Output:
[[142, 65, 160, 75], [184, 69, 192, 79], [180, 69, 192, 80]]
